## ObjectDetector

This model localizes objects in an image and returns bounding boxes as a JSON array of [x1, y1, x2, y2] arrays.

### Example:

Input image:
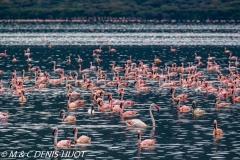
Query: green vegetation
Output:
[[0, 0, 240, 20]]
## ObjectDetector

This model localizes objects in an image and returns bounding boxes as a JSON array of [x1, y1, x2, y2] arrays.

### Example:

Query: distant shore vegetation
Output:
[[0, 0, 240, 20]]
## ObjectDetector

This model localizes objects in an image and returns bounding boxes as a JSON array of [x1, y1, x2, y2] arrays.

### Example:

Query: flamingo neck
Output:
[[54, 131, 58, 146], [150, 105, 155, 127], [121, 92, 123, 101], [172, 90, 175, 100], [138, 133, 141, 145], [74, 130, 78, 143], [62, 112, 65, 121]]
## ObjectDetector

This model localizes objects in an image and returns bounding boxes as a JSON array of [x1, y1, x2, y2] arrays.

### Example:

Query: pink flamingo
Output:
[[137, 130, 155, 147], [94, 46, 102, 53], [60, 109, 76, 122], [52, 127, 71, 147], [110, 62, 123, 71], [72, 126, 91, 144], [229, 53, 238, 60], [177, 99, 191, 112], [120, 102, 136, 117], [125, 103, 159, 128], [194, 53, 201, 60], [78, 64, 91, 73], [109, 46, 116, 52], [215, 98, 231, 107], [0, 112, 9, 120], [213, 120, 223, 136], [170, 87, 188, 101], [170, 46, 176, 52], [52, 62, 64, 72], [0, 50, 7, 57], [67, 96, 78, 109]]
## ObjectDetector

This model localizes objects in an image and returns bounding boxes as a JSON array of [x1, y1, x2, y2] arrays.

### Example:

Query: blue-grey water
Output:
[[0, 23, 240, 159]]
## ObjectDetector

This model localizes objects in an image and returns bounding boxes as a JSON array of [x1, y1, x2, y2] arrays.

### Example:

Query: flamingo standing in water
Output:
[[125, 103, 159, 128], [52, 127, 71, 147], [72, 126, 91, 144], [213, 120, 223, 136], [137, 130, 155, 147]]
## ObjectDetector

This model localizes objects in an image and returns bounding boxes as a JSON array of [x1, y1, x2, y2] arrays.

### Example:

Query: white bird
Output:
[[88, 105, 95, 115]]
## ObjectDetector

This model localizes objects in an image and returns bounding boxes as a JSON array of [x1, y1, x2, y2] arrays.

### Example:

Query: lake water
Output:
[[0, 23, 240, 159]]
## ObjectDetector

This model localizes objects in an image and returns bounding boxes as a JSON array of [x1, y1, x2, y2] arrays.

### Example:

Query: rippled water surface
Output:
[[0, 23, 240, 159]]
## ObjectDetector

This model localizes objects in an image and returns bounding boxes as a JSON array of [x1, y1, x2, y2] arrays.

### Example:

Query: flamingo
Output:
[[72, 126, 91, 144], [207, 54, 213, 61], [154, 55, 161, 63], [125, 103, 159, 128], [194, 53, 201, 60], [110, 63, 123, 71], [109, 46, 116, 52], [213, 120, 223, 136], [0, 50, 7, 57], [0, 112, 9, 120], [52, 127, 71, 147], [170, 87, 188, 101], [90, 62, 96, 70], [78, 64, 91, 73], [120, 102, 136, 117], [52, 62, 64, 72], [24, 50, 30, 56], [67, 96, 77, 109], [60, 109, 76, 122], [94, 46, 102, 53], [224, 47, 230, 53], [19, 90, 26, 102], [229, 53, 238, 60], [12, 55, 17, 62], [215, 98, 231, 107], [170, 46, 176, 52], [126, 55, 132, 63], [177, 99, 191, 112], [137, 130, 155, 147]]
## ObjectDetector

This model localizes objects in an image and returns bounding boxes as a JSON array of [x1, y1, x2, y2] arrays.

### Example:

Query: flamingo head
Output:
[[59, 109, 65, 115], [152, 103, 160, 111], [215, 98, 219, 103], [52, 127, 58, 136], [72, 126, 77, 134], [137, 130, 141, 139], [192, 101, 196, 109]]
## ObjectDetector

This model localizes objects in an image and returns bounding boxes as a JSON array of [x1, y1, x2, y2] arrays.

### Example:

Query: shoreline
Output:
[[0, 18, 239, 23]]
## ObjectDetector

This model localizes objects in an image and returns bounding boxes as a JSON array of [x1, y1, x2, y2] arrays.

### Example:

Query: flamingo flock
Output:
[[0, 45, 239, 149]]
